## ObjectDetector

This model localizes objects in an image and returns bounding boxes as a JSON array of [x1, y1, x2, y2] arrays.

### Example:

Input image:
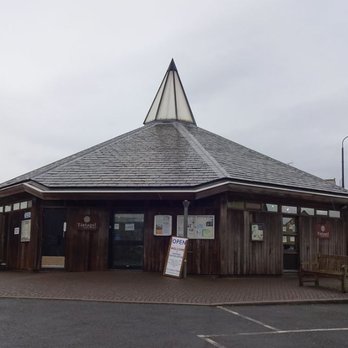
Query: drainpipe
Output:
[[183, 200, 190, 278]]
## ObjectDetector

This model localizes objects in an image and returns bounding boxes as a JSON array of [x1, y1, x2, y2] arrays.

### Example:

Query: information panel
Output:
[[154, 215, 172, 236], [163, 237, 188, 278], [176, 215, 215, 239], [251, 223, 264, 241], [21, 219, 31, 242]]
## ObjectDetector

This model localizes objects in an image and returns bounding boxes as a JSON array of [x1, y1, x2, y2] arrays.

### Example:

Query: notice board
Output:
[[176, 215, 215, 239], [163, 237, 188, 278], [154, 215, 172, 236]]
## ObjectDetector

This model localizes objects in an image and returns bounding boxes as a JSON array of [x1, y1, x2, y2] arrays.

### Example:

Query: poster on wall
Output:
[[21, 219, 31, 242], [154, 215, 172, 236], [251, 223, 264, 241], [163, 237, 188, 278], [176, 215, 215, 239]]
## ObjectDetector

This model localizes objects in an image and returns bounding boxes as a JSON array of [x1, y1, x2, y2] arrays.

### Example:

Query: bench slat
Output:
[[299, 254, 348, 293]]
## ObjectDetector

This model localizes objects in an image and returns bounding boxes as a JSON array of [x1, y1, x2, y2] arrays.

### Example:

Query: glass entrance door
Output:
[[41, 208, 66, 269], [282, 216, 299, 271], [111, 213, 144, 269]]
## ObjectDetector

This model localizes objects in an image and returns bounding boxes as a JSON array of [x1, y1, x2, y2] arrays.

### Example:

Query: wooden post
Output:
[[31, 198, 42, 271], [219, 193, 228, 275]]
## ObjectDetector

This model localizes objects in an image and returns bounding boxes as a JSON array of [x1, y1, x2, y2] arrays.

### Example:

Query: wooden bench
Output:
[[299, 254, 348, 293]]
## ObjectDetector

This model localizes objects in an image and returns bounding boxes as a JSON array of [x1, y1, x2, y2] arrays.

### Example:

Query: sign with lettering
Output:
[[163, 237, 188, 278], [77, 215, 98, 231], [315, 221, 332, 239]]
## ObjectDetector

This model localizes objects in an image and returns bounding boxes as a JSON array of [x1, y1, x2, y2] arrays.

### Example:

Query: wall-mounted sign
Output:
[[177, 215, 215, 239], [315, 222, 331, 239], [251, 223, 264, 241], [154, 215, 172, 236], [77, 215, 98, 231], [163, 237, 188, 278], [21, 219, 31, 242], [125, 223, 135, 231], [24, 212, 31, 219], [14, 227, 20, 235]]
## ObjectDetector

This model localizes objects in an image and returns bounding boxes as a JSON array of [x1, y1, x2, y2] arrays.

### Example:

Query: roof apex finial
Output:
[[167, 58, 177, 72]]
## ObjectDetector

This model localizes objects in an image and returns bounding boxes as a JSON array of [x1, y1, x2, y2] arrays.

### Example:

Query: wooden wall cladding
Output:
[[299, 216, 346, 263], [220, 209, 243, 275], [248, 212, 282, 275], [4, 208, 37, 270], [187, 202, 220, 275], [143, 199, 219, 275], [143, 209, 169, 273], [0, 214, 5, 261], [65, 208, 109, 271], [220, 209, 282, 275], [187, 238, 220, 275]]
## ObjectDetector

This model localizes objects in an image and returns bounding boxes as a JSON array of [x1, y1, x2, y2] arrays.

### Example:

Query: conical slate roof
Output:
[[0, 60, 347, 200]]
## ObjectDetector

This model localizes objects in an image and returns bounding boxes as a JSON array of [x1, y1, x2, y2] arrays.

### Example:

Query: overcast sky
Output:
[[1, 0, 347, 186]]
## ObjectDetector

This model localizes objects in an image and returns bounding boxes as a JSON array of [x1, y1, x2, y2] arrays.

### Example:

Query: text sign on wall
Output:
[[77, 215, 98, 231], [163, 237, 188, 278], [315, 222, 332, 239], [177, 215, 215, 239]]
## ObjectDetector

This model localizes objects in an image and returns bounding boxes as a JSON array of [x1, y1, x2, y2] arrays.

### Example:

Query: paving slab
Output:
[[0, 270, 347, 305]]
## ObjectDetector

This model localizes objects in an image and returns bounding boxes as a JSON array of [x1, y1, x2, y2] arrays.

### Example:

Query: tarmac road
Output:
[[0, 299, 347, 347]]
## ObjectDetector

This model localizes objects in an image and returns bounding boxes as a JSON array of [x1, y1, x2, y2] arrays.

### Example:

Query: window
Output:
[[301, 207, 314, 216], [20, 201, 28, 209], [329, 210, 340, 218], [1, 201, 32, 212], [316, 210, 328, 216], [264, 204, 278, 212], [282, 206, 297, 214], [282, 217, 298, 252]]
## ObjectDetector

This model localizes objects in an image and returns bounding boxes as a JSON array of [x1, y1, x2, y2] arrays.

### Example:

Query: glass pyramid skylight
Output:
[[144, 59, 196, 125]]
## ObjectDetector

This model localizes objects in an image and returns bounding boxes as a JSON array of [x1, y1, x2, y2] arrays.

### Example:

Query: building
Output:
[[0, 60, 347, 274]]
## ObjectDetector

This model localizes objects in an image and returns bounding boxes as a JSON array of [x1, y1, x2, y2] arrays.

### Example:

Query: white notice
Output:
[[163, 237, 188, 278]]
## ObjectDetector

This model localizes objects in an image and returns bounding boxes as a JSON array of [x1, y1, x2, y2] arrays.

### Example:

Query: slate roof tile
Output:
[[1, 121, 347, 197]]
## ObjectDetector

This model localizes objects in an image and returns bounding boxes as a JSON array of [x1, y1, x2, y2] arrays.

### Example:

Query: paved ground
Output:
[[0, 299, 347, 347], [0, 270, 347, 305]]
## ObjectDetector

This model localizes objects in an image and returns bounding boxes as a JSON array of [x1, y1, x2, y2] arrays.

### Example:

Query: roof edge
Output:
[[1, 179, 347, 203]]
